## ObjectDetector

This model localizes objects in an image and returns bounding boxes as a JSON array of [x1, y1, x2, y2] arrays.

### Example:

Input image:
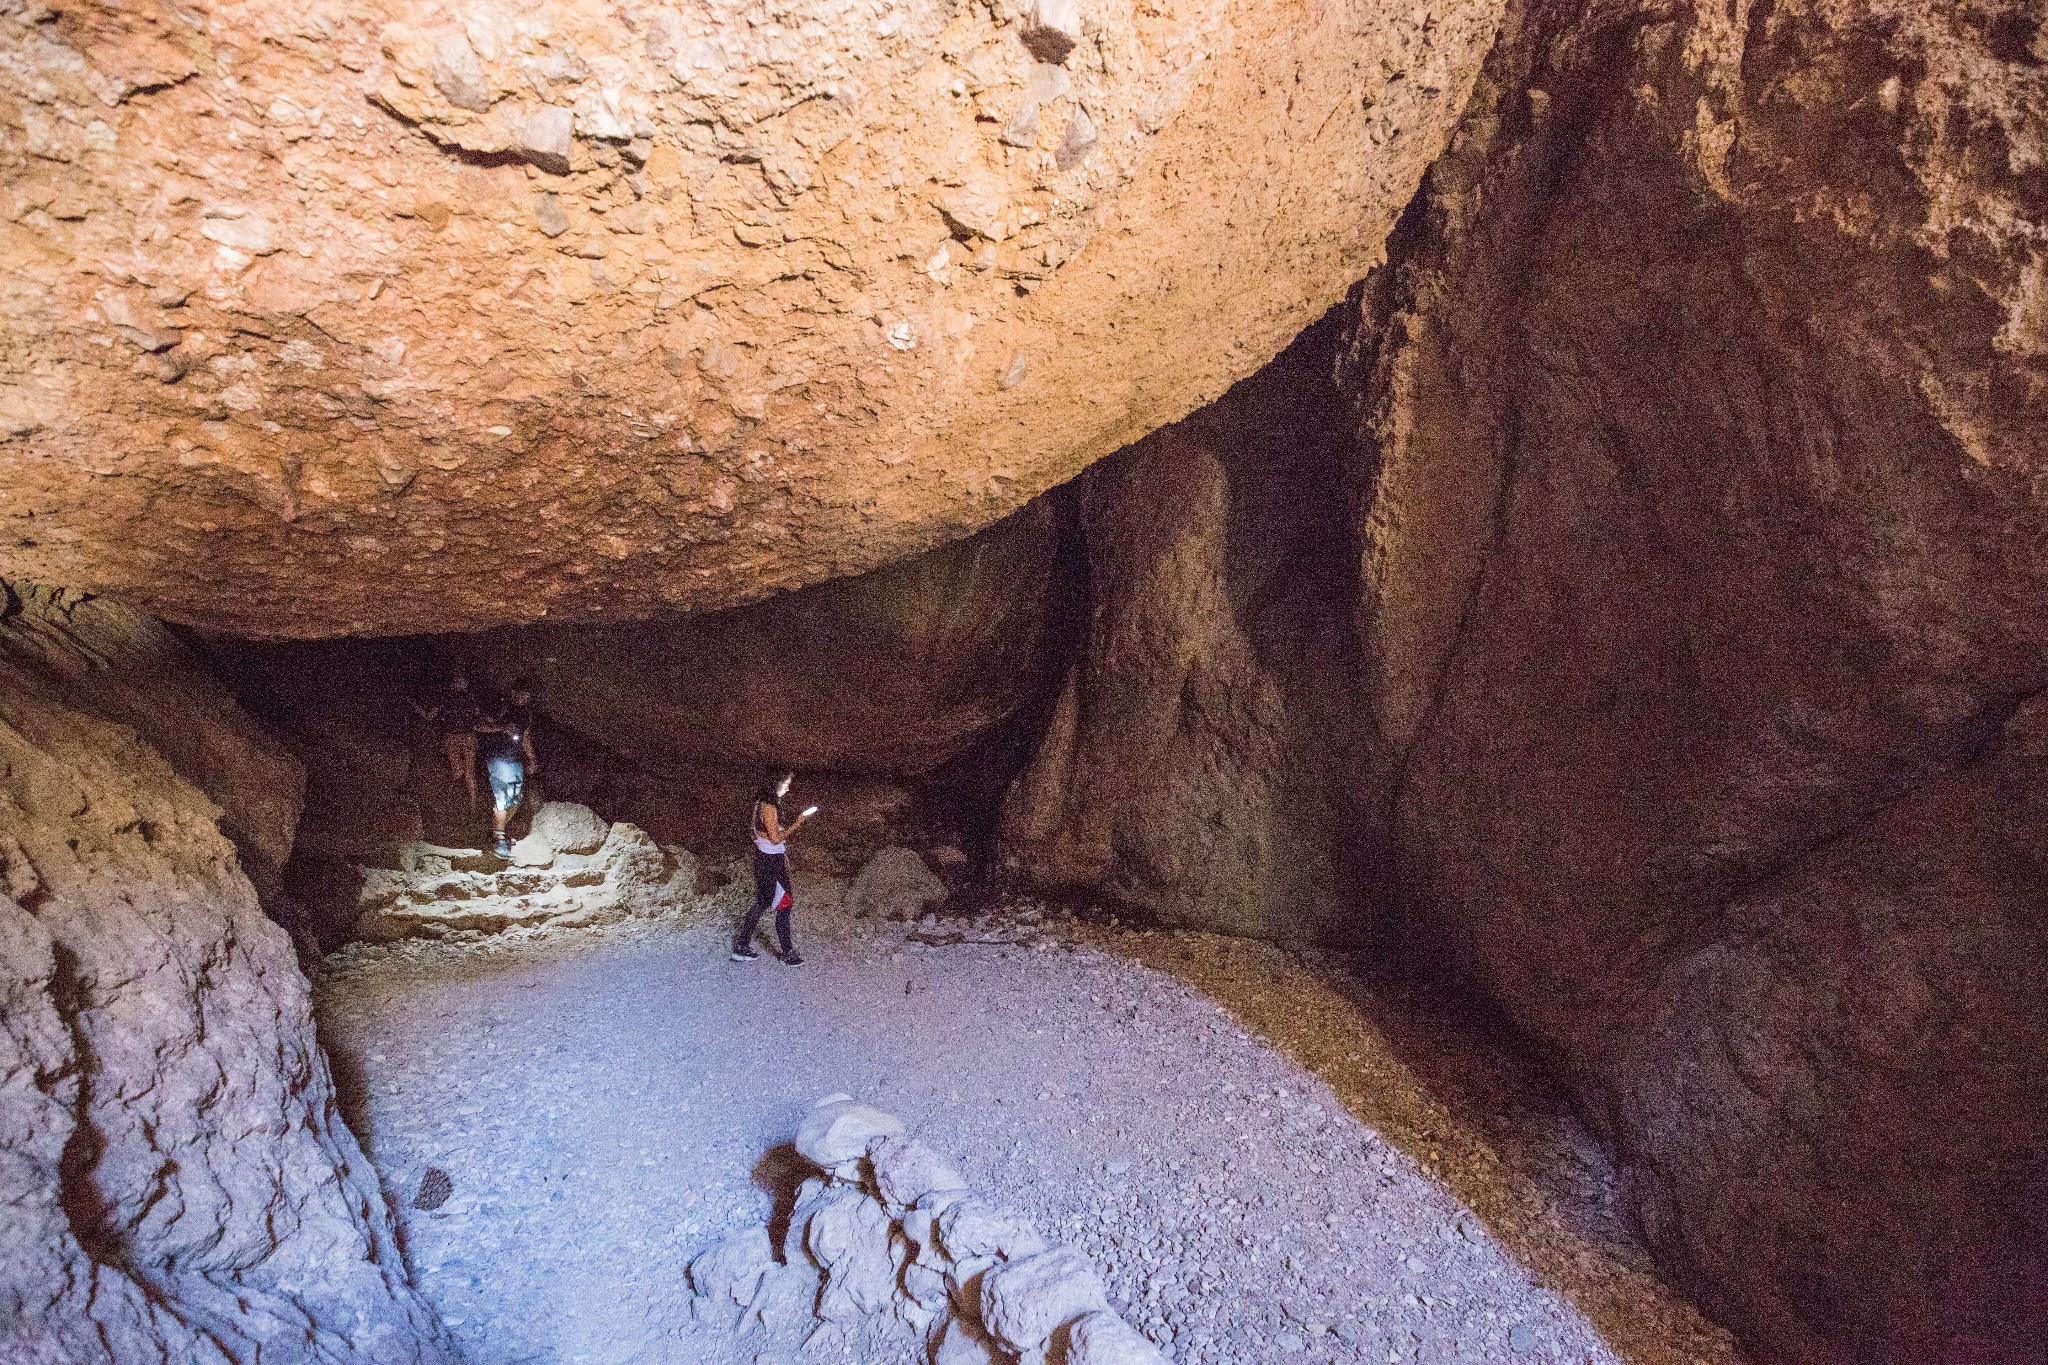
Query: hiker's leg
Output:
[[736, 863, 771, 951], [774, 892, 794, 958]]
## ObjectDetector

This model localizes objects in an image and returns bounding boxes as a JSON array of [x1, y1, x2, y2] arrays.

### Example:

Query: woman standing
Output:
[[733, 769, 814, 964]]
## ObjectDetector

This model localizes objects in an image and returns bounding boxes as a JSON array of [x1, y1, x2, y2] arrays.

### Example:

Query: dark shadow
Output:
[[323, 1029, 373, 1144], [49, 942, 121, 1268], [751, 1142, 811, 1263]]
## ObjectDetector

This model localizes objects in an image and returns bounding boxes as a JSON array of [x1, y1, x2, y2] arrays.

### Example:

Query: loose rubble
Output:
[[845, 846, 951, 922], [690, 1098, 1169, 1364]]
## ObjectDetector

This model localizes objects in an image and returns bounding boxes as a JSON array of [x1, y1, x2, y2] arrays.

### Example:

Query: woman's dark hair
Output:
[[755, 769, 793, 805]]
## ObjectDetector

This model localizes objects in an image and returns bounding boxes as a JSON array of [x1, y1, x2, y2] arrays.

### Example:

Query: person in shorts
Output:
[[732, 769, 814, 965], [475, 682, 538, 856]]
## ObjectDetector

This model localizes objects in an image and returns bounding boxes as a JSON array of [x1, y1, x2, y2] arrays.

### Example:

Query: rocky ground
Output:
[[314, 884, 1743, 1365]]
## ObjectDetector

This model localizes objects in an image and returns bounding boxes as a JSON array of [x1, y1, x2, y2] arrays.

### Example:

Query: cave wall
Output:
[[997, 318, 1393, 943], [0, 583, 452, 1363], [0, 585, 304, 885], [1338, 0, 2048, 1359], [479, 493, 1082, 858], [2, 0, 2042, 1359]]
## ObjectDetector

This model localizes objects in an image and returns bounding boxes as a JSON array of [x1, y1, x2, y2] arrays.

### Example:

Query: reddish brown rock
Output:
[[999, 320, 1389, 943], [0, 583, 303, 881], [1341, 1, 2048, 1359], [197, 501, 1077, 920], [483, 498, 1078, 784], [0, 0, 1503, 639]]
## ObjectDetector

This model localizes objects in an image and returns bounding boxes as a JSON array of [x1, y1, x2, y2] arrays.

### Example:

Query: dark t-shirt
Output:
[[441, 689, 480, 734]]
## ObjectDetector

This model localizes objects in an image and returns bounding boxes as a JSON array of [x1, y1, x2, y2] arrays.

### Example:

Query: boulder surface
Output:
[[1335, 2, 2048, 1359], [0, 0, 1503, 638]]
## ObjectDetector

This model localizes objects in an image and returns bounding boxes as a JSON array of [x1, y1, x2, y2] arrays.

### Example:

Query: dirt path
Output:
[[314, 900, 1744, 1365]]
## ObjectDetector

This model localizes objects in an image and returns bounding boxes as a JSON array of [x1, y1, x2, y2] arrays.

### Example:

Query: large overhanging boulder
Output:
[[0, 0, 1503, 638]]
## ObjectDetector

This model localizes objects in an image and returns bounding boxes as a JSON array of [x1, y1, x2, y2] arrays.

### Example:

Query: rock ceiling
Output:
[[1, 0, 1500, 635]]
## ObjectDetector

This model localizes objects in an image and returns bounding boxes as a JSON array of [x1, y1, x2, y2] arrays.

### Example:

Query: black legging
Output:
[[736, 849, 794, 956]]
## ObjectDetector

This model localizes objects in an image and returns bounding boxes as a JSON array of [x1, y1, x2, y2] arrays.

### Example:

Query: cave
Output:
[[3, 1, 2045, 1363]]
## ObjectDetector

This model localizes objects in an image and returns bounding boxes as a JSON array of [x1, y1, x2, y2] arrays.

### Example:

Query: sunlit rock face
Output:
[[0, 0, 1502, 638], [1341, 0, 2048, 1360], [0, 582, 453, 1363]]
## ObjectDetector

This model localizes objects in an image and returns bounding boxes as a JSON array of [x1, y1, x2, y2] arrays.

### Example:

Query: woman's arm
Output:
[[759, 803, 809, 843]]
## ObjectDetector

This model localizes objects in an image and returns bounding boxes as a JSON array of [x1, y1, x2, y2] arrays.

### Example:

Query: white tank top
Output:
[[752, 801, 786, 855]]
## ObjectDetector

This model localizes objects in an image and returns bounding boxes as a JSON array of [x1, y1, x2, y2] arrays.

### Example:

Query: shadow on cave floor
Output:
[[1081, 927, 1746, 1365]]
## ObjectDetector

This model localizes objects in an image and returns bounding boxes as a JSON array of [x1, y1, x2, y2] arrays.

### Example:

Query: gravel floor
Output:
[[314, 891, 1746, 1365]]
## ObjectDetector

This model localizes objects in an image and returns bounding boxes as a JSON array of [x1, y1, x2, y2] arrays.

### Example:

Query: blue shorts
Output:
[[486, 756, 525, 815]]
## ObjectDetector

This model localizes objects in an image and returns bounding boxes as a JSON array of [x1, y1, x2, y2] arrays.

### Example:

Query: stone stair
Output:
[[353, 801, 698, 942]]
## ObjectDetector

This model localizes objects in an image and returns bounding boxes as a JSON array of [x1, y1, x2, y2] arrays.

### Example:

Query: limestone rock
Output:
[[795, 1097, 906, 1174], [687, 1227, 776, 1329], [0, 582, 453, 1363], [530, 800, 610, 855], [0, 0, 1504, 637], [353, 820, 692, 941], [517, 105, 575, 174], [937, 1198, 1046, 1264], [900, 1190, 964, 1271], [846, 846, 949, 922], [508, 834, 554, 867], [902, 1260, 952, 1315], [781, 1174, 837, 1262], [749, 1259, 824, 1334], [804, 1187, 902, 1322], [979, 1245, 1109, 1352], [933, 1313, 1007, 1365], [866, 1133, 969, 1212], [691, 1104, 1159, 1359], [1067, 1310, 1171, 1364]]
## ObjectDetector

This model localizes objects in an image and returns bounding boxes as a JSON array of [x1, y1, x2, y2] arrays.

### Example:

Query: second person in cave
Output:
[[733, 768, 816, 965]]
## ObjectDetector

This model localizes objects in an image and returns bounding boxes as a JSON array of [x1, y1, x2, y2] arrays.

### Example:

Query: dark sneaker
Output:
[[782, 951, 805, 966], [493, 832, 512, 856], [730, 948, 759, 962]]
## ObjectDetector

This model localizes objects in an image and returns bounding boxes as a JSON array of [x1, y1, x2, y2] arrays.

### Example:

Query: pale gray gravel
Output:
[[314, 890, 1744, 1365]]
